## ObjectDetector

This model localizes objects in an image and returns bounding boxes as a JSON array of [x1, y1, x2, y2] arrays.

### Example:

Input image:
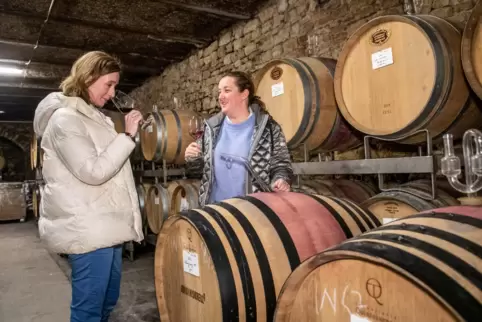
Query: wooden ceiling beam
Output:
[[0, 38, 167, 74], [0, 9, 210, 47], [156, 0, 251, 20]]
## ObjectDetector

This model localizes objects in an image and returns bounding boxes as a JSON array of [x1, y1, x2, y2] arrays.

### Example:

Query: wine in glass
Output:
[[189, 115, 204, 140], [111, 90, 136, 113], [111, 90, 152, 129]]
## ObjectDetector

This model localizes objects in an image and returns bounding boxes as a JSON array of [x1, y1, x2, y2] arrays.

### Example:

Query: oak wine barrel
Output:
[[140, 109, 197, 164], [293, 179, 346, 197], [361, 181, 459, 224], [154, 192, 380, 322], [295, 179, 377, 204], [109, 111, 125, 134], [146, 184, 170, 234], [329, 179, 377, 204], [255, 57, 360, 152], [462, 1, 482, 100], [334, 15, 482, 144], [107, 111, 142, 160], [32, 186, 40, 219], [39, 149, 44, 168], [136, 183, 152, 233], [166, 180, 200, 216], [30, 135, 38, 170], [274, 206, 482, 322]]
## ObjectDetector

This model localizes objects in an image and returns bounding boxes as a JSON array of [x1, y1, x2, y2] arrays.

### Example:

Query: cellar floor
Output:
[[0, 219, 160, 322]]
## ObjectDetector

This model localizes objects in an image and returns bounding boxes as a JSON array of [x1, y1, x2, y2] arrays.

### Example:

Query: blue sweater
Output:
[[210, 113, 255, 203]]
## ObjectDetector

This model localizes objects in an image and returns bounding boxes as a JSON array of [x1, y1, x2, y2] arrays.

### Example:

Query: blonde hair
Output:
[[60, 51, 121, 103]]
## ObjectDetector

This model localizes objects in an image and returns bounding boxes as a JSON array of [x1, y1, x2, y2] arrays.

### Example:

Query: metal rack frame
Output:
[[130, 159, 189, 259], [292, 129, 438, 200]]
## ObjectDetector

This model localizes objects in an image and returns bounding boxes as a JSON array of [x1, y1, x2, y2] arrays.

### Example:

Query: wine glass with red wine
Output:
[[111, 90, 152, 128], [189, 115, 204, 140], [111, 90, 136, 113]]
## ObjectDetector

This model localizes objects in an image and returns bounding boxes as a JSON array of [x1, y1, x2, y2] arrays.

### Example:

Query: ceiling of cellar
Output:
[[0, 0, 267, 121]]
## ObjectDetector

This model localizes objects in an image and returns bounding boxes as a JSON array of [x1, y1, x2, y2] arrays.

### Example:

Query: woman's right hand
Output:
[[185, 142, 202, 160], [124, 110, 143, 136]]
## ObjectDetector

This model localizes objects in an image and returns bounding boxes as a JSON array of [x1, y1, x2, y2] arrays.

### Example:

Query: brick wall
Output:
[[129, 0, 477, 115]]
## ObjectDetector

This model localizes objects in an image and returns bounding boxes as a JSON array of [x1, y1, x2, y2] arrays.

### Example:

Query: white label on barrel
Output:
[[155, 197, 159, 205], [351, 314, 371, 322], [383, 218, 396, 224], [271, 82, 284, 97], [371, 47, 393, 70], [147, 125, 153, 133], [183, 250, 200, 277], [180, 198, 189, 211]]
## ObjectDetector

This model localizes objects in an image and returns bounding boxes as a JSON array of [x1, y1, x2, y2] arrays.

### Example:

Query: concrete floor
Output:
[[0, 219, 160, 322]]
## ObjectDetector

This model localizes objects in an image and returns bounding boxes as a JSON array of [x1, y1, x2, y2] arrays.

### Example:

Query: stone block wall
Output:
[[130, 0, 478, 116]]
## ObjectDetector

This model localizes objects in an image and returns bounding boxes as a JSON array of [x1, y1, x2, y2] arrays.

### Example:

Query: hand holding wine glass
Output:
[[125, 110, 143, 136], [188, 115, 204, 140], [185, 114, 204, 160], [111, 90, 152, 131]]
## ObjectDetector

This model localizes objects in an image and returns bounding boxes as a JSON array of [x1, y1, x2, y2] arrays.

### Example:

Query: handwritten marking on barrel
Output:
[[366, 278, 383, 306], [187, 228, 193, 242], [183, 250, 200, 277], [383, 202, 400, 215], [315, 283, 365, 316]]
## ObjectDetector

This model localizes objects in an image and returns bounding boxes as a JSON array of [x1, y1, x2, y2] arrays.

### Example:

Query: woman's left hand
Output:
[[272, 179, 290, 192]]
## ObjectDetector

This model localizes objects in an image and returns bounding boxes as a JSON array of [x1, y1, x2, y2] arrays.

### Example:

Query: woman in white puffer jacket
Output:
[[33, 51, 144, 322]]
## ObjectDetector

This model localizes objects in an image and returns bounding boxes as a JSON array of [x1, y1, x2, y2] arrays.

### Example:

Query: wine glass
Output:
[[111, 90, 152, 129], [111, 90, 135, 113], [189, 114, 204, 140]]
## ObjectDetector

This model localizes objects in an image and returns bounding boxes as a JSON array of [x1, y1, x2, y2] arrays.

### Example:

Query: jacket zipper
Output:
[[203, 121, 215, 205], [245, 114, 269, 194]]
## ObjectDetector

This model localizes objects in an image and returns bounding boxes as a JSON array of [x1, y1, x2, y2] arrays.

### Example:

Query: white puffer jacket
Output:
[[33, 92, 144, 254]]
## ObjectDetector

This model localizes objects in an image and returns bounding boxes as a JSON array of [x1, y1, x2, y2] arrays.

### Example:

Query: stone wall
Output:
[[129, 0, 478, 115]]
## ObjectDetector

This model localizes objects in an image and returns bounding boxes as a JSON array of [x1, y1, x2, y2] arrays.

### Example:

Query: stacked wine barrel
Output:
[[154, 191, 379, 321], [361, 180, 460, 224], [293, 179, 377, 204], [153, 189, 482, 321], [144, 179, 200, 234], [103, 110, 142, 160], [254, 13, 482, 152], [274, 206, 482, 322], [462, 1, 482, 101], [140, 109, 198, 164], [254, 57, 361, 153], [333, 15, 482, 144], [29, 134, 43, 170]]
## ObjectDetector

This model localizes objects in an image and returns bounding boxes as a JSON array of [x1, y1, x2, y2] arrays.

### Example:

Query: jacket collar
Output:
[[63, 95, 113, 127]]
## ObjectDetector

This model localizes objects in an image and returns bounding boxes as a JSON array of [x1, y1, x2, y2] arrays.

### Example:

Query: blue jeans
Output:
[[68, 245, 123, 322]]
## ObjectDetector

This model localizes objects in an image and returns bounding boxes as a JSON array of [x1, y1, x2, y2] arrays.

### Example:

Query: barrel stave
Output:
[[154, 192, 379, 321], [274, 207, 482, 322]]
